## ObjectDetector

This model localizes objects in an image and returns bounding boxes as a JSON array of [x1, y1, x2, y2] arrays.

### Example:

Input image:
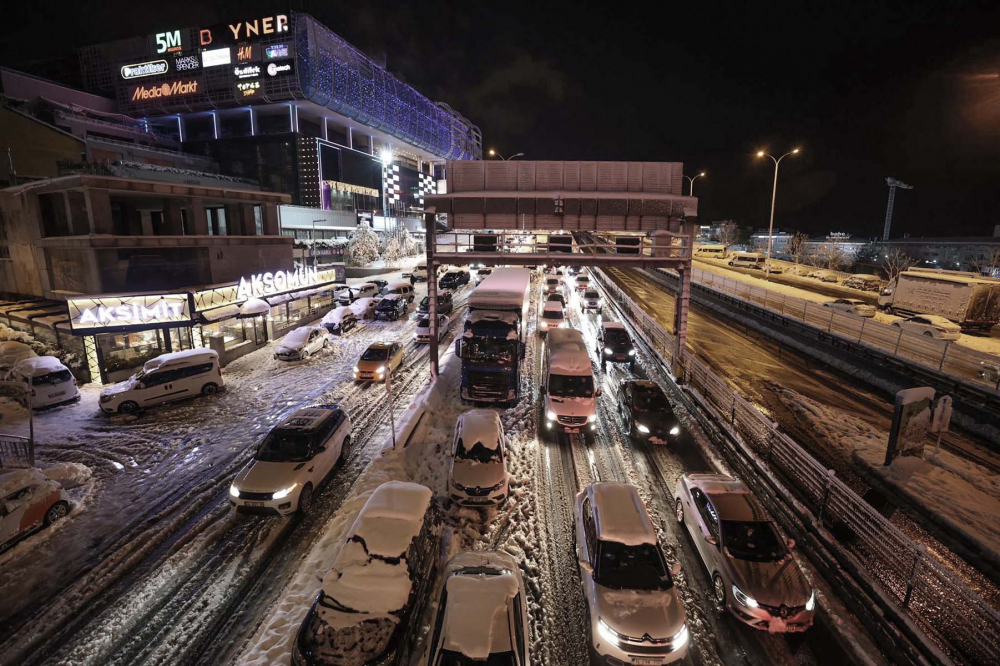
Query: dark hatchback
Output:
[[618, 380, 681, 444], [374, 295, 409, 321], [438, 271, 470, 290]]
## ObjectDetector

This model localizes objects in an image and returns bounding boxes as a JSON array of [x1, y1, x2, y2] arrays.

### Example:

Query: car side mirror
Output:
[[786, 538, 796, 551], [595, 388, 603, 397], [705, 535, 718, 547], [540, 384, 546, 393], [578, 559, 593, 574], [670, 561, 682, 576]]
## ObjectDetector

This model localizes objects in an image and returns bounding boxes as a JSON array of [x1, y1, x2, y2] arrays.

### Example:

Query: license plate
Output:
[[565, 428, 580, 434], [632, 659, 663, 666], [50, 391, 66, 397], [245, 501, 265, 507]]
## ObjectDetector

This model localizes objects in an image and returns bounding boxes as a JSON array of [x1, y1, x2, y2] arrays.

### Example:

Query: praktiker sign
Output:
[[235, 266, 320, 301]]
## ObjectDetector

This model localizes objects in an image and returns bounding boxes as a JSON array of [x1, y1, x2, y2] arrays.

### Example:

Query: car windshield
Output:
[[547, 295, 564, 304], [31, 369, 73, 386], [548, 374, 594, 398], [632, 386, 667, 411], [596, 541, 672, 591], [438, 651, 516, 666], [284, 329, 311, 346], [420, 297, 430, 308], [542, 310, 564, 320], [362, 348, 389, 361], [464, 339, 517, 365], [457, 438, 502, 463], [722, 520, 786, 562], [256, 431, 313, 462], [418, 318, 431, 328], [605, 330, 630, 347], [584, 291, 599, 299], [378, 299, 399, 309]]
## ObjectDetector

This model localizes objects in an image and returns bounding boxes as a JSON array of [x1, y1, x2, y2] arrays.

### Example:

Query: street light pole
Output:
[[756, 148, 800, 279], [682, 172, 706, 196], [488, 149, 525, 161], [386, 366, 396, 448]]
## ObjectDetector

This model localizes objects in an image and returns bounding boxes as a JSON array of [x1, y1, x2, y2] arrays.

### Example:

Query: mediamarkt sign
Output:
[[129, 79, 200, 102], [236, 266, 320, 301]]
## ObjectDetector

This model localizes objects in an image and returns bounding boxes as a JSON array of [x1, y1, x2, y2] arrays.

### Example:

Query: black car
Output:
[[374, 295, 409, 321], [598, 322, 635, 369], [418, 292, 454, 316], [438, 270, 470, 290], [618, 380, 681, 444]]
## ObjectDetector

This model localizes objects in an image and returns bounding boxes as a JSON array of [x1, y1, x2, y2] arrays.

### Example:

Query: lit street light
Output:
[[756, 148, 800, 279], [488, 149, 525, 161], [682, 171, 706, 196]]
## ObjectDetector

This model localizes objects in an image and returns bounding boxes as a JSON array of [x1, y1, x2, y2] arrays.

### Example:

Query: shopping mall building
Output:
[[0, 11, 478, 384]]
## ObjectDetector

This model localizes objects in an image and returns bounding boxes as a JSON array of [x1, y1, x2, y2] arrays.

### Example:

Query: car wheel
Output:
[[118, 401, 140, 415], [44, 501, 70, 526], [298, 484, 314, 514], [301, 350, 310, 360], [340, 436, 351, 461], [713, 573, 727, 607], [201, 383, 220, 396], [675, 498, 684, 524]]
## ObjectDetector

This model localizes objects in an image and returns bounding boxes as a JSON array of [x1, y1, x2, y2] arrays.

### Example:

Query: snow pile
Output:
[[0, 467, 56, 497], [0, 324, 83, 374], [0, 340, 36, 370], [590, 483, 656, 546], [347, 224, 381, 266], [349, 298, 375, 319], [322, 307, 354, 325], [442, 572, 518, 659], [10, 355, 70, 377], [771, 385, 1000, 555], [42, 462, 93, 490]]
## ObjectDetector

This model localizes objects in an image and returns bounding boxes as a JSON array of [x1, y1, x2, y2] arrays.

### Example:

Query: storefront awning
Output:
[[200, 304, 242, 322], [238, 298, 270, 317]]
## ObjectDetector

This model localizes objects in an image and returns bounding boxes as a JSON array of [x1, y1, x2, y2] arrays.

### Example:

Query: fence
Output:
[[590, 268, 1000, 666], [0, 434, 33, 469], [685, 267, 1000, 392]]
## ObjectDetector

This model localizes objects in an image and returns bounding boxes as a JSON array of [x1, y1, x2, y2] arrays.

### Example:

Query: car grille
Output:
[[469, 372, 507, 397], [758, 602, 806, 618], [558, 415, 588, 425], [238, 490, 273, 501], [613, 630, 683, 654]]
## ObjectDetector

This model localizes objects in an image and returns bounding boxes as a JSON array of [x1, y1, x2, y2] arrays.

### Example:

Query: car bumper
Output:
[[727, 599, 815, 632], [545, 418, 597, 434], [415, 334, 432, 343], [354, 370, 386, 382], [230, 497, 296, 516], [591, 626, 688, 665], [603, 353, 633, 363], [940, 332, 962, 341], [274, 352, 304, 361], [450, 488, 508, 506]]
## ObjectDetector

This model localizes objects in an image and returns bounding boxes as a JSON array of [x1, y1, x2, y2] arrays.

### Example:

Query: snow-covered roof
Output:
[[380, 293, 402, 301], [914, 314, 959, 327], [201, 303, 242, 322], [0, 468, 57, 497], [282, 327, 314, 346], [142, 348, 217, 373], [238, 297, 270, 316], [547, 348, 591, 375], [457, 409, 502, 450], [590, 483, 656, 546], [323, 306, 354, 324], [349, 297, 375, 315], [846, 273, 880, 280], [601, 322, 626, 330], [388, 280, 411, 289], [470, 268, 531, 311], [347, 481, 432, 556], [467, 311, 519, 326], [903, 268, 1000, 286], [11, 356, 69, 376], [441, 571, 519, 659], [542, 301, 565, 314]]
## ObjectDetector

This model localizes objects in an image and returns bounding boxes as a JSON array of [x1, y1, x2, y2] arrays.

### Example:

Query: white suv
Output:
[[574, 483, 688, 663], [230, 405, 351, 515]]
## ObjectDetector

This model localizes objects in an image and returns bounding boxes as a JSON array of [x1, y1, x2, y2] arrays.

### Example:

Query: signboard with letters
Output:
[[235, 80, 262, 100], [198, 14, 289, 47], [174, 54, 201, 72], [265, 60, 294, 77], [233, 64, 261, 80], [151, 29, 188, 54], [265, 44, 291, 59], [236, 44, 261, 63], [201, 47, 232, 68], [193, 268, 342, 312], [68, 295, 193, 332], [121, 60, 169, 80], [127, 78, 202, 102]]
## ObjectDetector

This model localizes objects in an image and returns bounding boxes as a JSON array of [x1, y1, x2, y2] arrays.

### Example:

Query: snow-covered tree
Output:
[[379, 227, 418, 263], [789, 232, 809, 264], [884, 248, 917, 282], [716, 221, 739, 255], [347, 224, 381, 266]]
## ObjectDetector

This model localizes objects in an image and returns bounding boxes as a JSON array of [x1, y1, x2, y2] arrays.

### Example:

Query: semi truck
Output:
[[456, 267, 531, 405], [541, 328, 599, 440], [878, 268, 1000, 331]]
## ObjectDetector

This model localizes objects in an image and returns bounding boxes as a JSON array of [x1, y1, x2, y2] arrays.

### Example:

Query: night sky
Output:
[[3, 1, 999, 238]]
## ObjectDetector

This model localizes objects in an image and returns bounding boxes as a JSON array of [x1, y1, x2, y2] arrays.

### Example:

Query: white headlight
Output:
[[805, 590, 815, 611], [353, 365, 360, 373], [588, 413, 598, 423], [670, 426, 680, 435], [733, 584, 758, 608], [604, 347, 613, 355], [546, 410, 557, 421], [375, 365, 386, 373], [637, 423, 650, 433], [597, 619, 621, 647], [671, 624, 689, 651], [271, 483, 298, 500], [540, 321, 548, 328], [628, 349, 636, 356], [229, 484, 240, 498]]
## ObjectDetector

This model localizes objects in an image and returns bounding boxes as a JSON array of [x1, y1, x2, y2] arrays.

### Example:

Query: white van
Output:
[[695, 244, 726, 259], [728, 252, 766, 269], [99, 349, 224, 415], [383, 280, 415, 303], [337, 282, 378, 306], [6, 357, 79, 409], [542, 329, 599, 439]]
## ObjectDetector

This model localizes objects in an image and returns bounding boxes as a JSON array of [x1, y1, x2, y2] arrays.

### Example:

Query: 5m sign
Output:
[[151, 29, 187, 54]]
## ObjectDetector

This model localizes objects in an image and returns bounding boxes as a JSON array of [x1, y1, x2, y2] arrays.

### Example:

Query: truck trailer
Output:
[[456, 267, 531, 405], [878, 268, 1000, 331]]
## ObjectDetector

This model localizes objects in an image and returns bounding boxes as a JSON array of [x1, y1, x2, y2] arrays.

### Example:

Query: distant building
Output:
[[750, 229, 794, 256], [882, 233, 1000, 275]]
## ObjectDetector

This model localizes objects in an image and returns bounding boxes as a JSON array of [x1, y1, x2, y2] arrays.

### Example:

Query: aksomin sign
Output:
[[235, 266, 320, 301], [68, 295, 192, 331]]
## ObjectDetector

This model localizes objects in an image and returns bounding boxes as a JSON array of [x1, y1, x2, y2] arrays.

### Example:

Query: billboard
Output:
[[120, 60, 169, 80], [68, 294, 193, 332], [127, 78, 202, 102]]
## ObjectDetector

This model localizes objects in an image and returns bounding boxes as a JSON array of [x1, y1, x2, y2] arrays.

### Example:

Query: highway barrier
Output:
[[591, 268, 999, 666]]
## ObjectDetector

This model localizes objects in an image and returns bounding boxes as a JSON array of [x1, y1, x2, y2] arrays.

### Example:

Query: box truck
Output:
[[878, 268, 1000, 331]]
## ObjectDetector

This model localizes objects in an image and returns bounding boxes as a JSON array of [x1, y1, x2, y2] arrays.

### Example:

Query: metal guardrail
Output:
[[686, 267, 1000, 393], [434, 231, 691, 262], [590, 268, 1000, 666], [0, 434, 33, 469]]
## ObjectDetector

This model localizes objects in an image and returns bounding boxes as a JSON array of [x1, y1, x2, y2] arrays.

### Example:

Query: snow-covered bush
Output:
[[347, 224, 381, 266], [379, 228, 418, 263], [0, 324, 84, 373]]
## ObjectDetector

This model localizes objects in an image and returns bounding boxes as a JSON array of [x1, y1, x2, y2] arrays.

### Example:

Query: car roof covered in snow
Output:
[[323, 306, 355, 324], [589, 483, 656, 546], [142, 348, 217, 373], [283, 326, 322, 345], [687, 474, 769, 521], [11, 356, 70, 376], [457, 409, 503, 450], [276, 406, 338, 432], [441, 569, 519, 658], [0, 468, 57, 497], [388, 280, 411, 289], [542, 301, 564, 313], [601, 321, 625, 330], [912, 314, 957, 326], [379, 293, 403, 302], [687, 473, 748, 494]]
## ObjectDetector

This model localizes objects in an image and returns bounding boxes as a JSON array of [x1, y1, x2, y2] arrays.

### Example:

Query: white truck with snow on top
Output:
[[878, 268, 1000, 331]]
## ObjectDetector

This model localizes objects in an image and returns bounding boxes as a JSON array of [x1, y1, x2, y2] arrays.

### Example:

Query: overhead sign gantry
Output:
[[421, 160, 698, 377]]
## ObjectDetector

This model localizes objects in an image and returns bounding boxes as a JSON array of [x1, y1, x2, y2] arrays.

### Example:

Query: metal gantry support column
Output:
[[672, 221, 694, 377], [425, 211, 439, 380]]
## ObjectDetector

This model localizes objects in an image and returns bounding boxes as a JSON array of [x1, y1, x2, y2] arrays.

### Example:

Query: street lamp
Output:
[[756, 148, 800, 279], [380, 150, 393, 229], [488, 149, 524, 161], [682, 171, 706, 196]]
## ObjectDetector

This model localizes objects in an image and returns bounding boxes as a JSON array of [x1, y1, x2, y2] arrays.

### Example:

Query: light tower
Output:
[[882, 177, 913, 241]]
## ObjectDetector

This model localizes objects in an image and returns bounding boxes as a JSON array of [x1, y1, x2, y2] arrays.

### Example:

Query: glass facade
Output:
[[97, 329, 165, 374]]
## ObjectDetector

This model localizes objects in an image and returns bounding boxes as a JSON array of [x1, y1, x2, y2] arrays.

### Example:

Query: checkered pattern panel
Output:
[[383, 164, 402, 205], [418, 172, 435, 206]]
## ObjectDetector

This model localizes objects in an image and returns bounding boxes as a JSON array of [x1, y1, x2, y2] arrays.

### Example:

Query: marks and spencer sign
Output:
[[68, 295, 192, 332]]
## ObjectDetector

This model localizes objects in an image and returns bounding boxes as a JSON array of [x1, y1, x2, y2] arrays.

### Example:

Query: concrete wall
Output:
[[0, 190, 47, 298], [0, 106, 86, 185]]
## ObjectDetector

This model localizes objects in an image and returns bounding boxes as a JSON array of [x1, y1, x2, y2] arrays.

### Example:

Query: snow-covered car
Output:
[[538, 300, 566, 336], [544, 276, 563, 295], [415, 314, 452, 344], [336, 283, 378, 306], [597, 321, 635, 370], [292, 481, 440, 666], [574, 483, 689, 664], [784, 265, 811, 277], [542, 329, 599, 438], [354, 342, 404, 382], [0, 341, 36, 373], [674, 473, 815, 632], [475, 268, 492, 284], [411, 263, 430, 282], [99, 349, 223, 415], [349, 297, 377, 320], [418, 292, 454, 316], [618, 380, 680, 444], [808, 270, 839, 283], [230, 405, 351, 516], [449, 409, 509, 506], [545, 292, 567, 312], [5, 357, 79, 409], [382, 281, 415, 303], [374, 294, 409, 321], [427, 551, 529, 665], [842, 274, 882, 292], [439, 270, 470, 290], [1, 468, 71, 550], [580, 289, 602, 314], [822, 298, 876, 318], [274, 325, 330, 361], [321, 307, 358, 336], [573, 273, 591, 292], [763, 261, 783, 274], [980, 362, 1000, 385], [892, 314, 962, 340]]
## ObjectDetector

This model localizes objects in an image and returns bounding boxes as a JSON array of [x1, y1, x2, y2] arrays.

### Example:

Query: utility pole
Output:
[[882, 178, 913, 241]]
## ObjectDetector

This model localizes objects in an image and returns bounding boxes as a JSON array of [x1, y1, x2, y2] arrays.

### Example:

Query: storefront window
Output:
[[270, 303, 289, 329], [310, 290, 334, 311], [219, 319, 248, 350], [287, 297, 310, 325], [169, 327, 194, 352], [98, 330, 164, 374]]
